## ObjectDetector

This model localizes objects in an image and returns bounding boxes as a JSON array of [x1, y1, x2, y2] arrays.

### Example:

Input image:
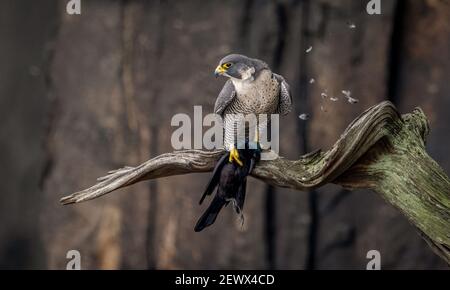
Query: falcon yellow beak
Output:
[[214, 65, 226, 77]]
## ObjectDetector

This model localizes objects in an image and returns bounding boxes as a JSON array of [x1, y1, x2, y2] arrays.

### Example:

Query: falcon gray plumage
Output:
[[214, 54, 292, 156]]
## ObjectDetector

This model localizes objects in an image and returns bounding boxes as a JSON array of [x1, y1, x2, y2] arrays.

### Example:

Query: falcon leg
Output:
[[254, 126, 259, 143], [249, 125, 262, 150]]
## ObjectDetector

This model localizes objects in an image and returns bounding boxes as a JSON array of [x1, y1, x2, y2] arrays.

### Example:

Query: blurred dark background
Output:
[[0, 0, 449, 269]]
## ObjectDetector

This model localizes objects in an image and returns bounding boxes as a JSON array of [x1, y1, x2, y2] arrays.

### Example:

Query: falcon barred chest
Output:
[[213, 54, 292, 150], [225, 69, 280, 115]]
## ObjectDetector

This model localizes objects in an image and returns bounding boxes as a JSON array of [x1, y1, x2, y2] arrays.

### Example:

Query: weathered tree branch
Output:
[[61, 101, 450, 265]]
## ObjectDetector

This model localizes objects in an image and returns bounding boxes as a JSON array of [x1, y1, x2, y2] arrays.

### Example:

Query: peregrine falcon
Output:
[[195, 54, 292, 231], [214, 54, 292, 162]]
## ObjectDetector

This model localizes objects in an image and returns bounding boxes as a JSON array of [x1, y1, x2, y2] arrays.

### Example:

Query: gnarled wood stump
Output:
[[61, 101, 450, 265]]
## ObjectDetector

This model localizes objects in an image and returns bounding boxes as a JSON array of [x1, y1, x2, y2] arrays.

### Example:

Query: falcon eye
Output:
[[222, 62, 232, 69]]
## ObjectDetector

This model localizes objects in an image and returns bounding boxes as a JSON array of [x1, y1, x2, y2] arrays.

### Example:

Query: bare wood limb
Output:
[[61, 101, 450, 264]]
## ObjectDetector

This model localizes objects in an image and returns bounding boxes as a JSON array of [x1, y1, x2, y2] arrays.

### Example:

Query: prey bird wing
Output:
[[199, 153, 229, 205], [273, 73, 292, 115], [214, 79, 236, 115], [194, 161, 237, 232], [194, 194, 226, 232]]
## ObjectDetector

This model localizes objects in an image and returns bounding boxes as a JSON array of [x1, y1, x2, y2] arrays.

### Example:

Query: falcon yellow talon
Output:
[[229, 148, 243, 167]]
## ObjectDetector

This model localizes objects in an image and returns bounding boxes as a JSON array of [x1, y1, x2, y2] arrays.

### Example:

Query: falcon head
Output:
[[214, 54, 268, 81]]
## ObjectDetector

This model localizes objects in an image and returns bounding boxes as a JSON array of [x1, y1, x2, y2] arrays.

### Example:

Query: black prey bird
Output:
[[194, 148, 260, 232]]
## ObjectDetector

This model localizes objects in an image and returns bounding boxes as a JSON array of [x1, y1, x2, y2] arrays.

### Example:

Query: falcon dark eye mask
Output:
[[224, 66, 242, 79]]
